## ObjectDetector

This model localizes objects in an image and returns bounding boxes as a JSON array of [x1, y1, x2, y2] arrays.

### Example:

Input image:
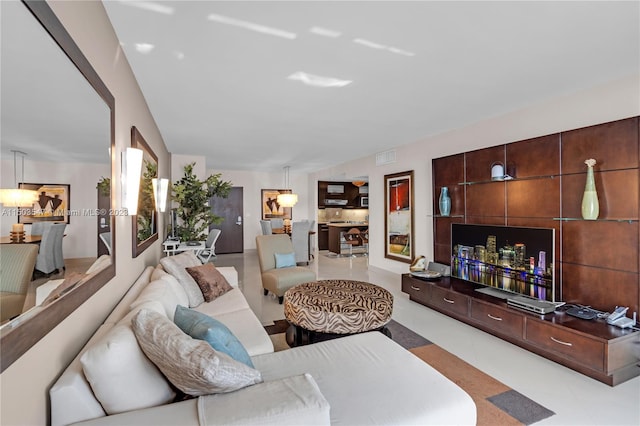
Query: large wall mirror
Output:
[[131, 127, 158, 257], [0, 0, 116, 372]]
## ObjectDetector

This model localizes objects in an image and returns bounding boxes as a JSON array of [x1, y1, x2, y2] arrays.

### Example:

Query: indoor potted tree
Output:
[[172, 162, 232, 241]]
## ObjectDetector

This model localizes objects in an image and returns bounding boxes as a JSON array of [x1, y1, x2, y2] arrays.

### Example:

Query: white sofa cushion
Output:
[[159, 251, 205, 307], [198, 374, 330, 425], [132, 309, 263, 396], [80, 302, 176, 415], [252, 332, 477, 425], [207, 308, 275, 356]]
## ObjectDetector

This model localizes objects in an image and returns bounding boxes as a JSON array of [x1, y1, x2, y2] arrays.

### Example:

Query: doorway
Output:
[[209, 186, 243, 254]]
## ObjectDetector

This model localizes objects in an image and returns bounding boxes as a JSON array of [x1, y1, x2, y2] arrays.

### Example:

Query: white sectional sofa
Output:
[[51, 258, 476, 425]]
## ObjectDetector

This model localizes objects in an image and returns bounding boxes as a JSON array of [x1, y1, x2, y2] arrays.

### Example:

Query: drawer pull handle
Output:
[[550, 337, 572, 347], [443, 298, 455, 304], [410, 286, 421, 291], [487, 314, 503, 321]]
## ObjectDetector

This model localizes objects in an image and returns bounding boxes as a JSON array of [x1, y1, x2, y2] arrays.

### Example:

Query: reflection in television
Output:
[[451, 225, 554, 302]]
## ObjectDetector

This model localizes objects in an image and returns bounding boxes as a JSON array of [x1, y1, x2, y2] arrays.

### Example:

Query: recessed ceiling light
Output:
[[207, 13, 296, 40], [116, 1, 174, 15], [353, 38, 416, 57], [353, 38, 386, 50], [288, 71, 352, 88], [309, 26, 342, 38], [135, 43, 155, 54], [173, 51, 185, 60]]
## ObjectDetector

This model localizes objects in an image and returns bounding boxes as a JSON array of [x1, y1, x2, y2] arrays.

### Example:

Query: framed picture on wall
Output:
[[18, 183, 70, 224], [261, 189, 292, 220], [384, 171, 414, 263]]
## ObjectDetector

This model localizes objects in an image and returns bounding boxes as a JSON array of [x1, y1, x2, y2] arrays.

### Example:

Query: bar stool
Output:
[[344, 228, 361, 257], [359, 229, 369, 257]]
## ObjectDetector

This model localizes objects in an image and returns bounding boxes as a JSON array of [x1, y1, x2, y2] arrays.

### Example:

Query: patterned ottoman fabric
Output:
[[284, 280, 393, 334]]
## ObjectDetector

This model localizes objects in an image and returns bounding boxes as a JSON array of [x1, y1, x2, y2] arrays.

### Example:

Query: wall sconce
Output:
[[121, 147, 143, 215], [152, 178, 169, 212], [277, 166, 298, 207]]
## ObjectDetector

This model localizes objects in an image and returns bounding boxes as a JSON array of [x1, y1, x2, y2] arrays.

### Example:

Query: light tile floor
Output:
[[214, 250, 640, 426]]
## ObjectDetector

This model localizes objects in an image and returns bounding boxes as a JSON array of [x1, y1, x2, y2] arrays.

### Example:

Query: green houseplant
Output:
[[172, 162, 232, 241]]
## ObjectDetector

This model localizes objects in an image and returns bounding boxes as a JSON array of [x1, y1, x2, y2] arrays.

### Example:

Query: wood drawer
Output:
[[401, 278, 430, 305], [470, 300, 524, 338], [526, 319, 605, 372], [430, 286, 469, 317]]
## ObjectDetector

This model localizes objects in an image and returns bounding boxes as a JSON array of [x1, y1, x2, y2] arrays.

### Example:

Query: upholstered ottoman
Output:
[[284, 279, 393, 346]]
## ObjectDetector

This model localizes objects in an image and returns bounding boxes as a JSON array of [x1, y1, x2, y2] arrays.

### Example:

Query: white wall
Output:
[[0, 2, 170, 425], [211, 169, 311, 250], [312, 73, 640, 275], [0, 159, 109, 258]]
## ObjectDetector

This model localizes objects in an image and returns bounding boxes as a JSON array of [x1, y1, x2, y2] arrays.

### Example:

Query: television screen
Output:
[[451, 224, 555, 302]]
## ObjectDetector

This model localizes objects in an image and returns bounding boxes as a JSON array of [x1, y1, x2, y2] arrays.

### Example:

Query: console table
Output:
[[402, 274, 640, 386]]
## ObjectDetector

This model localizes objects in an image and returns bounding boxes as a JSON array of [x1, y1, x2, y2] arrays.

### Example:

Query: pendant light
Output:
[[277, 166, 298, 207], [0, 150, 39, 207]]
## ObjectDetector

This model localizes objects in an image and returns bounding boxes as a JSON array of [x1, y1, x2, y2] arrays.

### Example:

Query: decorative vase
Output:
[[439, 187, 451, 217], [581, 159, 599, 220]]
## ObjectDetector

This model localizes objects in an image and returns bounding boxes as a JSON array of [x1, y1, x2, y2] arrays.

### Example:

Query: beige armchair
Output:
[[255, 234, 316, 304], [0, 244, 39, 322]]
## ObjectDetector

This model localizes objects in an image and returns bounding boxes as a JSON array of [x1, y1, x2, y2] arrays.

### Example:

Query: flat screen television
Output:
[[451, 224, 555, 302]]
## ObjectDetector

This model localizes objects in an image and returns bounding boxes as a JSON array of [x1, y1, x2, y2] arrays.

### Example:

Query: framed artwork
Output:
[[261, 189, 292, 220], [384, 170, 414, 263], [18, 183, 70, 224]]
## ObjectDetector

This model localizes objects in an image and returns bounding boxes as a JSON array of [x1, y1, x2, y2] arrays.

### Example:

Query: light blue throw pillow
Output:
[[173, 306, 254, 367], [275, 252, 296, 268]]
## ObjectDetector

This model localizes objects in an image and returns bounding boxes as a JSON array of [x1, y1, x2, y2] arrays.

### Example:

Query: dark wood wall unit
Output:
[[424, 117, 640, 385], [432, 116, 639, 314], [432, 154, 465, 264]]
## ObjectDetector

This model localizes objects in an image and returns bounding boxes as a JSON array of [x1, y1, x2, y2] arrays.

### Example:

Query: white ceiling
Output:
[[103, 0, 639, 173]]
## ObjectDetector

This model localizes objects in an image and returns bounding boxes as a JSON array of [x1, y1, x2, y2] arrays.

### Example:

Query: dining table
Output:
[[0, 234, 43, 244]]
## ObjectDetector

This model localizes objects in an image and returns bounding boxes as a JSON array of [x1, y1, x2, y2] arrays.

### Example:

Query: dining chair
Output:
[[291, 221, 311, 265], [52, 223, 67, 271], [0, 244, 39, 322], [259, 220, 272, 235], [30, 222, 51, 236], [197, 228, 221, 263], [34, 225, 57, 276], [99, 231, 112, 255], [270, 218, 284, 232]]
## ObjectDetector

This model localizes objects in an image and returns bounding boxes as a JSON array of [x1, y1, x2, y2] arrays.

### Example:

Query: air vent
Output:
[[376, 149, 396, 166]]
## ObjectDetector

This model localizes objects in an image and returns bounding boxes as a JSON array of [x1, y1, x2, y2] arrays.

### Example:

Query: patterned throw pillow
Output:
[[185, 263, 233, 302], [131, 309, 263, 396]]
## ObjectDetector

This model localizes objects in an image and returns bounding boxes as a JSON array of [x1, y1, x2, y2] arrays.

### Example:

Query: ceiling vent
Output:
[[376, 149, 396, 166]]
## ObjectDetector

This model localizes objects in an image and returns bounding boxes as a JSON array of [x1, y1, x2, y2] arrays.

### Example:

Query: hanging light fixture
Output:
[[0, 150, 39, 207], [277, 166, 298, 207], [152, 177, 169, 212]]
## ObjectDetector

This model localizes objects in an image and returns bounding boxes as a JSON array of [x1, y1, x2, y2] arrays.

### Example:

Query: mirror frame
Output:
[[131, 126, 158, 257], [0, 0, 116, 373]]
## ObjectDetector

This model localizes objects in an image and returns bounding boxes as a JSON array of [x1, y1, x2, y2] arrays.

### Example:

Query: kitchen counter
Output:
[[327, 223, 368, 255], [327, 222, 368, 227]]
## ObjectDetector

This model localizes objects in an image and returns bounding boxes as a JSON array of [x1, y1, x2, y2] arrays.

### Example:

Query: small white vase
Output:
[[581, 165, 599, 220]]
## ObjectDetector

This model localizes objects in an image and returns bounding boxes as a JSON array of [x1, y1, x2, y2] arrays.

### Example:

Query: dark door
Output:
[[209, 187, 243, 254]]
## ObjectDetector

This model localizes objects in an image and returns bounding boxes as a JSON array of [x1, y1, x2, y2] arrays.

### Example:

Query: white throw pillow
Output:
[[160, 252, 205, 307], [80, 306, 176, 415], [132, 309, 263, 396], [129, 275, 188, 321]]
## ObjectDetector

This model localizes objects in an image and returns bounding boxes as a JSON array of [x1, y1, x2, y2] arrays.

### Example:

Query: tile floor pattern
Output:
[[214, 250, 640, 426]]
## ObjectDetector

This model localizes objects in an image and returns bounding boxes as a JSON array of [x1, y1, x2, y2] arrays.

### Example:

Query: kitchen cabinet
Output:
[[318, 181, 366, 208]]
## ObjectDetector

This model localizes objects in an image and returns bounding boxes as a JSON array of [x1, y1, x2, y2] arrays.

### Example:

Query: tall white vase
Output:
[[581, 165, 599, 220]]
